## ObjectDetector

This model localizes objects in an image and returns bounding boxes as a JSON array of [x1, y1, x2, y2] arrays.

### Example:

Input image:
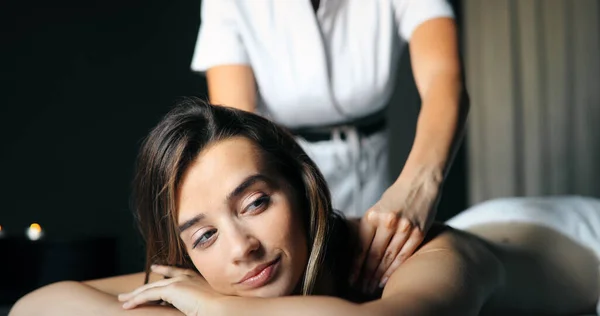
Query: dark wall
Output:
[[1, 0, 206, 274], [1, 0, 466, 276]]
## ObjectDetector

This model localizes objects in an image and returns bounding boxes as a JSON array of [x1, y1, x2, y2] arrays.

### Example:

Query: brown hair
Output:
[[132, 97, 335, 295]]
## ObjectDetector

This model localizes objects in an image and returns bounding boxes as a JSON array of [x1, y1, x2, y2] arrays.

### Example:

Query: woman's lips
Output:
[[237, 256, 281, 289]]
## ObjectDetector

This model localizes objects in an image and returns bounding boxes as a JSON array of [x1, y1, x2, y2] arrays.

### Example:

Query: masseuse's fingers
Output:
[[360, 210, 399, 290], [361, 224, 396, 293], [369, 218, 411, 291], [349, 211, 377, 285], [118, 277, 181, 302], [380, 227, 424, 287], [151, 264, 198, 278]]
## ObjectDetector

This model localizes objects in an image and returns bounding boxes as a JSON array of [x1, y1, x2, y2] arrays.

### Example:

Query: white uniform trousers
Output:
[[297, 127, 391, 218]]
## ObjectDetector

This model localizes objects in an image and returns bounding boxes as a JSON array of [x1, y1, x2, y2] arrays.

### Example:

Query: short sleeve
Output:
[[190, 0, 249, 73], [392, 0, 455, 42]]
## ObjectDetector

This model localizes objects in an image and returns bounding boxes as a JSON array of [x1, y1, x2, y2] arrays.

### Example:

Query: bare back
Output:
[[467, 223, 599, 315], [367, 223, 598, 315], [353, 224, 504, 315]]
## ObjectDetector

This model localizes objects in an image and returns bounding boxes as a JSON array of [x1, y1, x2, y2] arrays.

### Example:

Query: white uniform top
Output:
[[191, 0, 454, 128]]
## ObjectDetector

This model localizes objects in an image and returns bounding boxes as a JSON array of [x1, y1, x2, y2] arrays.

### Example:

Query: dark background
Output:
[[0, 0, 466, 279]]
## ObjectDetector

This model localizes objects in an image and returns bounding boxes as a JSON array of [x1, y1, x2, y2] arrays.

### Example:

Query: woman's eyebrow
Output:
[[227, 174, 270, 202], [178, 213, 205, 233]]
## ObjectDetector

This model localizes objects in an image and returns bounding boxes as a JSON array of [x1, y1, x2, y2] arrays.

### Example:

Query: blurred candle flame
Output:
[[26, 223, 43, 240]]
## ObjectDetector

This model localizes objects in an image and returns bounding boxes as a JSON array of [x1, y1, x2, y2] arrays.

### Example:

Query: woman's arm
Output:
[[9, 281, 182, 316], [206, 65, 257, 112], [9, 272, 179, 316], [83, 271, 163, 296], [216, 229, 502, 316]]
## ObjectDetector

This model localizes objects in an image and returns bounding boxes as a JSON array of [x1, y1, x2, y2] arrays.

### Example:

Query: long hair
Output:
[[132, 97, 334, 295]]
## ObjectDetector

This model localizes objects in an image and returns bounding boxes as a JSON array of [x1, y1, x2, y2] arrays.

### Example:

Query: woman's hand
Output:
[[118, 265, 222, 316], [350, 175, 441, 293]]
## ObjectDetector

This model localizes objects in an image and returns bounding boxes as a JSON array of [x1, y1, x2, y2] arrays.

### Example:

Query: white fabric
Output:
[[192, 0, 453, 215], [446, 196, 600, 314], [297, 128, 391, 217], [191, 0, 454, 128]]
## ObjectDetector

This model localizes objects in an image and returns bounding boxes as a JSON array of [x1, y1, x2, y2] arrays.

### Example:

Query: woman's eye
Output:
[[193, 229, 216, 249], [245, 195, 271, 213]]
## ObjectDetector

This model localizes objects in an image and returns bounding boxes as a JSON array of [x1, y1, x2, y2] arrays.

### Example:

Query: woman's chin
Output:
[[239, 279, 294, 298]]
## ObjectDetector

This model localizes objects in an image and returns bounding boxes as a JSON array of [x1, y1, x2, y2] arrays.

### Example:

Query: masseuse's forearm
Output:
[[206, 65, 257, 112], [9, 281, 182, 316], [397, 73, 468, 184]]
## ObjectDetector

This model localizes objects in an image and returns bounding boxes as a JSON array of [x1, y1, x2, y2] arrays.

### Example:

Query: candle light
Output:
[[0, 224, 4, 238], [26, 223, 43, 241]]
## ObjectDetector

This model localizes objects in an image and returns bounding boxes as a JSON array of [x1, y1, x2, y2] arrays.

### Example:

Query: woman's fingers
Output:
[[369, 218, 411, 291], [349, 213, 377, 285], [119, 275, 209, 315], [121, 286, 170, 309], [380, 227, 424, 287], [118, 277, 180, 302]]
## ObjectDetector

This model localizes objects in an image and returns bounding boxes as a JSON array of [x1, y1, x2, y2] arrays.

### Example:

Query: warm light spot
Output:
[[30, 223, 41, 232], [26, 223, 43, 240], [0, 225, 3, 231]]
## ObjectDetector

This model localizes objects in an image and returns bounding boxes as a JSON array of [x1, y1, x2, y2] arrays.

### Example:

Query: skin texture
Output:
[[9, 138, 599, 315], [206, 17, 469, 290], [175, 137, 308, 298], [110, 138, 500, 315], [355, 16, 468, 291], [206, 65, 256, 113], [466, 223, 599, 315], [12, 224, 598, 316], [9, 137, 494, 316], [87, 138, 600, 316], [9, 132, 599, 315]]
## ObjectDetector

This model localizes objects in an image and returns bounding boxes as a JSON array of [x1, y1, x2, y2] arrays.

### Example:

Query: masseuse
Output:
[[191, 0, 469, 289]]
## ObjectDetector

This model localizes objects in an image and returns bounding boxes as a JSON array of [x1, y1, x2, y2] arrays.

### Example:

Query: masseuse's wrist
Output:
[[395, 162, 444, 191]]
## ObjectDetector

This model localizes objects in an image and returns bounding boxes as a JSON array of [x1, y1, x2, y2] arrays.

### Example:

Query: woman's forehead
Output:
[[176, 138, 266, 216]]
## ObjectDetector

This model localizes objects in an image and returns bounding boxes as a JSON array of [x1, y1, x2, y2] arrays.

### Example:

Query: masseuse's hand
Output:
[[350, 176, 441, 293], [118, 265, 222, 316]]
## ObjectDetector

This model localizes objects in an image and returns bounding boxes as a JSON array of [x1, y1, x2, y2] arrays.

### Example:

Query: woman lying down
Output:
[[11, 98, 600, 316]]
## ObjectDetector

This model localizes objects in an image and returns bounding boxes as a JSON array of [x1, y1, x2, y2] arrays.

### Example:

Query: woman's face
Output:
[[176, 137, 308, 297]]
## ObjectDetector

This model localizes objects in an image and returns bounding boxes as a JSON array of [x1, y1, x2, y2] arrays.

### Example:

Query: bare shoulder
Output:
[[416, 223, 505, 271], [370, 224, 505, 315]]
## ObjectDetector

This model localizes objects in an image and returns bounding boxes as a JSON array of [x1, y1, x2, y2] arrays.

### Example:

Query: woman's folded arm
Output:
[[83, 271, 163, 296], [10, 273, 181, 316]]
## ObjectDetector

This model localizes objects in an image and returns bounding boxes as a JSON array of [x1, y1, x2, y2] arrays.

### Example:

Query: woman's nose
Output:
[[229, 227, 261, 262]]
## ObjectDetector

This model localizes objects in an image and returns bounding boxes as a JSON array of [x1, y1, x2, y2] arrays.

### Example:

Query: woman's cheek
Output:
[[190, 254, 235, 294]]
